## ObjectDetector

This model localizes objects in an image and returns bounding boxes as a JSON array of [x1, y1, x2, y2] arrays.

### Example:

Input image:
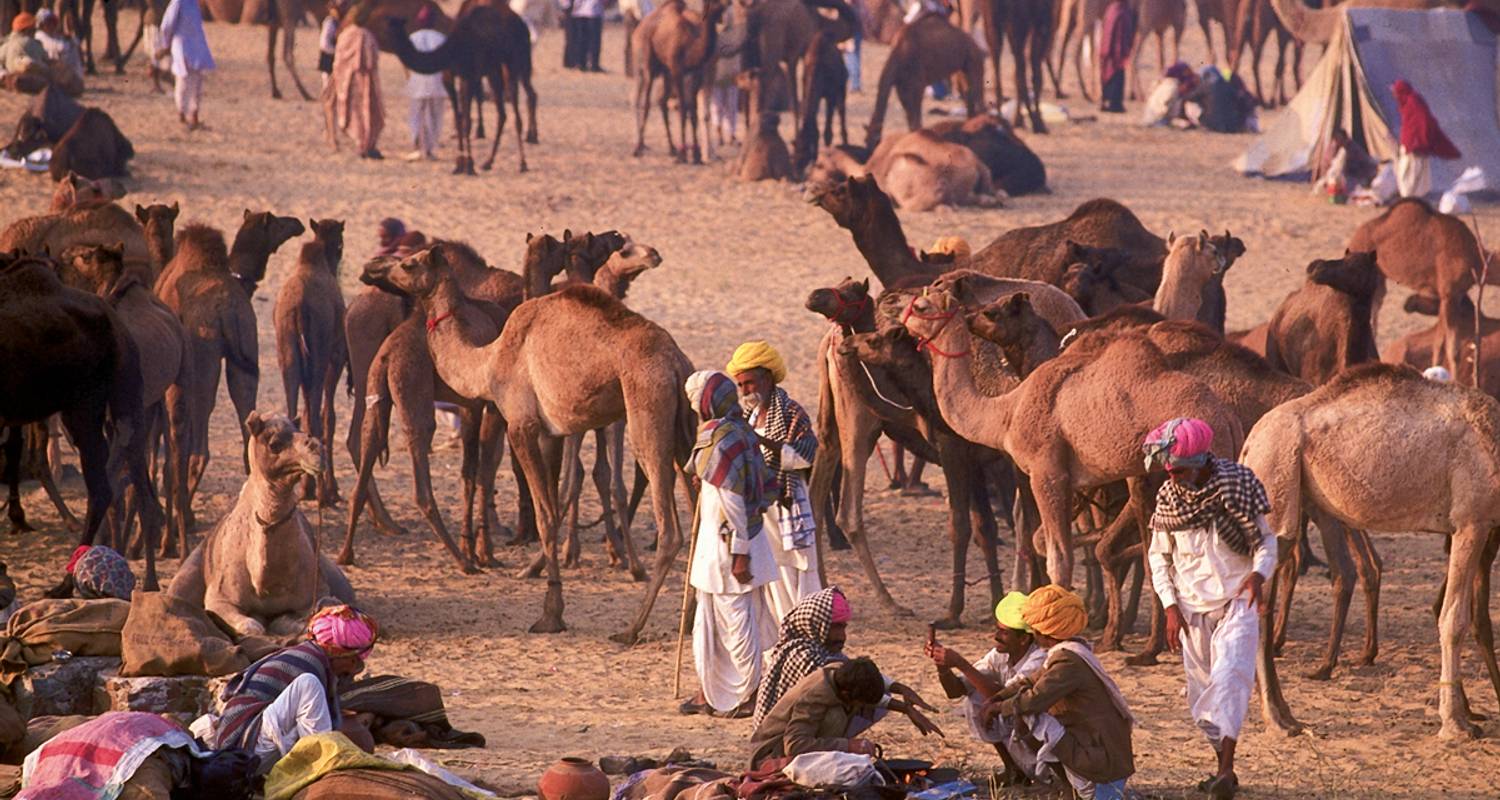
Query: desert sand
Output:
[[2, 7, 1500, 798]]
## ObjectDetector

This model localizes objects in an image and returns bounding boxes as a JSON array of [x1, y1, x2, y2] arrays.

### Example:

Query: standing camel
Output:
[[200, 0, 325, 99], [864, 13, 983, 147], [1230, 0, 1302, 107], [1128, 0, 1185, 101], [734, 0, 854, 122], [988, 0, 1053, 133], [632, 0, 728, 164], [1052, 0, 1105, 100], [1263, 251, 1382, 387], [361, 248, 696, 639]]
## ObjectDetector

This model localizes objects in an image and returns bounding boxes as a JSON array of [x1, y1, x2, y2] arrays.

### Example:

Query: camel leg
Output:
[[1272, 517, 1309, 655], [510, 76, 529, 171], [163, 382, 191, 558], [836, 404, 910, 617], [472, 405, 507, 567], [404, 399, 478, 574], [973, 468, 1004, 613], [1121, 558, 1145, 631], [345, 377, 403, 537], [897, 82, 922, 134], [933, 439, 978, 630], [1473, 528, 1500, 717], [317, 363, 342, 507], [123, 416, 162, 591], [555, 433, 584, 569], [1256, 557, 1305, 735], [1348, 527, 1382, 666], [340, 386, 396, 566], [1305, 509, 1356, 681], [1074, 25, 1093, 102], [279, 6, 314, 102], [523, 77, 539, 144], [511, 423, 567, 634], [1437, 525, 1484, 738], [266, 23, 283, 100], [454, 405, 482, 566], [661, 79, 680, 159], [1094, 488, 1140, 653], [225, 356, 258, 475], [3, 428, 33, 535], [1031, 471, 1075, 588], [185, 343, 220, 497], [633, 72, 653, 156], [613, 408, 684, 644], [1028, 29, 1050, 134], [34, 435, 81, 532], [605, 422, 645, 579]]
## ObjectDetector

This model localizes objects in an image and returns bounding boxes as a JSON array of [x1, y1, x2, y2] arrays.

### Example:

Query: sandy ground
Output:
[[3, 7, 1500, 798]]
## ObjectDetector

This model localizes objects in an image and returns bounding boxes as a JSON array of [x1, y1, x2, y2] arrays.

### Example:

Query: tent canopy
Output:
[[1235, 7, 1500, 191]]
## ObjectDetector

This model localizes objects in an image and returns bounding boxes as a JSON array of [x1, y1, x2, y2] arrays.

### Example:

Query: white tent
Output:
[[1235, 7, 1500, 191]]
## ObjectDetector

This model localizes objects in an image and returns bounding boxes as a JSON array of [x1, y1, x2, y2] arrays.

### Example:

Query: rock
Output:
[[600, 756, 660, 775], [15, 657, 119, 718], [104, 675, 213, 715]]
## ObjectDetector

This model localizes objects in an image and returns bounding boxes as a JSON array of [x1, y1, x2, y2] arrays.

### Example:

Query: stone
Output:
[[104, 675, 213, 716], [15, 656, 119, 718]]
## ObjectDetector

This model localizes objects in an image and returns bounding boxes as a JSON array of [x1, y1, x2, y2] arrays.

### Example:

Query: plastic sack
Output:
[[1439, 166, 1486, 215], [781, 752, 881, 788], [1371, 163, 1399, 204]]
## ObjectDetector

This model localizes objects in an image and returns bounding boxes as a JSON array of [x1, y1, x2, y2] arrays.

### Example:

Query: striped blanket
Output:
[[215, 641, 338, 752], [19, 711, 206, 800]]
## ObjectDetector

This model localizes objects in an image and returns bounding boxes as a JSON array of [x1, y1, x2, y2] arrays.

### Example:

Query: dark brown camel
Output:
[[135, 202, 179, 278], [926, 114, 1047, 196], [792, 25, 849, 174], [1264, 251, 1383, 387], [631, 0, 727, 164], [454, 0, 541, 145], [985, 0, 1053, 133], [967, 197, 1167, 296], [864, 13, 983, 147]]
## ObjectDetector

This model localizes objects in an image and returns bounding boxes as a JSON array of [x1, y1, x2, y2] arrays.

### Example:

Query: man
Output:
[[1098, 0, 1134, 113], [403, 5, 445, 161], [748, 657, 887, 769], [680, 370, 778, 719], [324, 4, 384, 159], [34, 10, 82, 97], [374, 217, 406, 257], [0, 12, 50, 94], [570, 0, 603, 72], [725, 341, 821, 625], [156, 0, 215, 129], [982, 585, 1135, 800], [1143, 417, 1276, 800], [926, 591, 1047, 786], [213, 605, 378, 772]]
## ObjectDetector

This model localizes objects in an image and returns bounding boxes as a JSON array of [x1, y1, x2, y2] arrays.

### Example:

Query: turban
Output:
[[35, 9, 55, 25], [1022, 584, 1086, 640], [67, 545, 136, 601], [927, 236, 971, 261], [308, 605, 379, 659], [994, 591, 1030, 631], [378, 218, 406, 237], [726, 341, 787, 384], [1142, 417, 1213, 472], [829, 589, 851, 624], [12, 12, 35, 31], [1424, 366, 1453, 383]]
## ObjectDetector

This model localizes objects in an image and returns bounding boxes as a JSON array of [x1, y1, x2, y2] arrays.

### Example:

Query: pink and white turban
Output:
[[308, 604, 379, 660], [1142, 417, 1214, 472], [829, 589, 852, 624]]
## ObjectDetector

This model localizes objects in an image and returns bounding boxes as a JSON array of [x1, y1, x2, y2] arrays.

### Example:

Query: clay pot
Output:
[[539, 757, 611, 800]]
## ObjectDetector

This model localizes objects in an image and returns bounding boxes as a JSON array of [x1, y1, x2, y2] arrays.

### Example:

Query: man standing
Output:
[[926, 592, 1047, 786], [1098, 0, 1134, 113], [1143, 417, 1276, 800], [680, 370, 778, 719], [325, 4, 384, 159], [403, 5, 446, 161], [571, 0, 603, 72], [725, 341, 821, 625], [156, 0, 215, 130]]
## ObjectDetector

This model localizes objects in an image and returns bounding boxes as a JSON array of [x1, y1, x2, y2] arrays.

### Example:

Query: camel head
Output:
[[4, 113, 48, 160], [56, 242, 126, 297], [807, 174, 885, 231], [598, 239, 662, 285], [1060, 241, 1146, 316], [229, 210, 305, 288], [840, 325, 923, 371], [806, 276, 871, 325], [310, 218, 345, 273], [899, 282, 961, 342], [245, 410, 322, 487], [1163, 230, 1227, 285], [1308, 249, 1381, 303], [1208, 230, 1246, 273], [967, 292, 1042, 348], [565, 229, 630, 283], [362, 243, 451, 301], [523, 231, 570, 293], [136, 202, 179, 262], [51, 172, 124, 213]]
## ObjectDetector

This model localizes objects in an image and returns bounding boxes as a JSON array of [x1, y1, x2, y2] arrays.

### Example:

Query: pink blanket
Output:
[[19, 711, 203, 800]]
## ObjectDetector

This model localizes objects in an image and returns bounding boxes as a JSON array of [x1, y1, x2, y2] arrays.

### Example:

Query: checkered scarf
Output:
[[753, 587, 840, 730], [755, 387, 817, 504], [1150, 457, 1271, 557]]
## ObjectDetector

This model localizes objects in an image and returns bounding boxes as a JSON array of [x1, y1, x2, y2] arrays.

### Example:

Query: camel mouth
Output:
[[805, 289, 837, 316], [359, 257, 405, 294]]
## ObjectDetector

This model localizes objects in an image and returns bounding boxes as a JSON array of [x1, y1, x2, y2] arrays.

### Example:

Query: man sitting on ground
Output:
[[0, 13, 52, 94], [34, 10, 82, 97], [749, 657, 889, 769], [926, 591, 1046, 786]]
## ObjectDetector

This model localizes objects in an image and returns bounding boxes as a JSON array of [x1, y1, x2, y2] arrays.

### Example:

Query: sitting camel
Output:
[[1264, 251, 1382, 386], [1385, 294, 1500, 397], [735, 70, 793, 182], [1152, 231, 1231, 323], [864, 13, 983, 147], [1241, 363, 1500, 739], [4, 97, 133, 181], [925, 114, 1046, 196], [967, 197, 1167, 298], [809, 130, 997, 211], [167, 411, 355, 638]]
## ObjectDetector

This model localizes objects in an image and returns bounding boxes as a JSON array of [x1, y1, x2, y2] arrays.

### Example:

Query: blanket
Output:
[[17, 711, 207, 800], [264, 732, 395, 800], [0, 599, 130, 687], [340, 676, 485, 749]]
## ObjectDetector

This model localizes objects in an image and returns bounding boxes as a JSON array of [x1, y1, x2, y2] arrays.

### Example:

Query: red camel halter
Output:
[[901, 293, 969, 359], [829, 291, 871, 328], [426, 311, 454, 332]]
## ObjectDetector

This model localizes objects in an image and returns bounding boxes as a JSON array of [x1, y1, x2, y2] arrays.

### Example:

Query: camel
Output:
[[361, 247, 695, 638], [199, 0, 347, 99], [155, 212, 305, 496], [967, 198, 1167, 297], [55, 243, 194, 562], [389, 5, 529, 175], [864, 13, 984, 148], [990, 0, 1054, 133], [1269, 0, 1455, 44], [901, 281, 1242, 588], [0, 421, 80, 533], [734, 0, 854, 121], [632, 0, 728, 164], [926, 114, 1046, 197], [1230, 0, 1303, 107], [273, 223, 348, 507], [49, 172, 125, 213], [1241, 363, 1500, 738], [1192, 0, 1234, 65], [1386, 294, 1500, 396], [1152, 230, 1231, 323], [809, 132, 998, 211], [792, 25, 849, 173], [1052, 0, 1105, 100], [1348, 199, 1492, 381], [134, 202, 179, 277], [455, 0, 541, 147], [1264, 251, 1382, 386], [735, 70, 793, 182], [165, 411, 355, 638], [1128, 0, 1186, 101], [0, 202, 153, 283], [0, 251, 162, 592], [1059, 243, 1151, 315], [807, 173, 942, 289]]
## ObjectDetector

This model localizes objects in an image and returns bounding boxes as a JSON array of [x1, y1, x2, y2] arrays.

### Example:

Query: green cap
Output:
[[995, 591, 1031, 632]]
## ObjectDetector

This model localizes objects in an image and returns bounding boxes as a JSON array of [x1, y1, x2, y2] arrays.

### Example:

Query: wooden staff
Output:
[[673, 491, 703, 699]]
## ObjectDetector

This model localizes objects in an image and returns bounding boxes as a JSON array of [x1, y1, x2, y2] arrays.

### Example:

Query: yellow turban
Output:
[[927, 236, 971, 261], [994, 591, 1030, 631], [1022, 584, 1086, 640], [726, 341, 787, 384]]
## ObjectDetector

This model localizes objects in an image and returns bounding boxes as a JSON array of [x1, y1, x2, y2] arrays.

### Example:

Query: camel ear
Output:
[[245, 410, 265, 438], [135, 204, 147, 223], [857, 278, 869, 294], [563, 229, 573, 243], [110, 241, 126, 257], [1199, 228, 1210, 242], [309, 218, 319, 231], [244, 209, 253, 221], [169, 201, 179, 215], [1167, 231, 1176, 247], [526, 232, 534, 243], [1004, 292, 1029, 315]]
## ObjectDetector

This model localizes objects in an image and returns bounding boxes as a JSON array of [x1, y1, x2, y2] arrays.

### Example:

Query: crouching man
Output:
[[748, 657, 888, 769]]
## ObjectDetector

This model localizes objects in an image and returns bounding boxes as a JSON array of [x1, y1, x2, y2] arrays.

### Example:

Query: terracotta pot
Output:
[[539, 757, 611, 800]]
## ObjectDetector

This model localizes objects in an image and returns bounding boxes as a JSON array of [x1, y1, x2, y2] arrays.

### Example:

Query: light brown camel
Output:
[[632, 0, 729, 164], [1241, 363, 1500, 738], [1128, 0, 1186, 101], [361, 248, 695, 639], [55, 243, 194, 562], [274, 227, 348, 508], [342, 284, 412, 538], [988, 0, 1054, 133], [864, 13, 984, 148], [902, 282, 1242, 588], [1152, 230, 1230, 322], [165, 411, 355, 638], [135, 202, 179, 278], [811, 131, 998, 211], [155, 213, 306, 495], [0, 202, 153, 283], [1347, 199, 1492, 381], [734, 71, 794, 182], [1385, 294, 1500, 396], [1193, 0, 1235, 65], [1052, 0, 1106, 100], [49, 172, 125, 213], [1264, 251, 1382, 387]]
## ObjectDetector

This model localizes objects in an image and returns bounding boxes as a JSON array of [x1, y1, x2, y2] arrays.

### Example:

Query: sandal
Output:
[[1207, 775, 1239, 800], [678, 699, 710, 716]]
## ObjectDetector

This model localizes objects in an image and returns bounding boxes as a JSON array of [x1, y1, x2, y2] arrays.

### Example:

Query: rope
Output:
[[855, 358, 915, 411], [874, 441, 895, 483]]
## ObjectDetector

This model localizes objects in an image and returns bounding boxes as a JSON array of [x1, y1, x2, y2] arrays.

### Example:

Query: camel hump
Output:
[[1321, 362, 1428, 399], [173, 224, 230, 268]]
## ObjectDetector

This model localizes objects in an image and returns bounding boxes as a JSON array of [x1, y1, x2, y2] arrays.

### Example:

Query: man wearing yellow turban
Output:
[[926, 591, 1047, 785], [725, 341, 821, 625], [981, 585, 1135, 800]]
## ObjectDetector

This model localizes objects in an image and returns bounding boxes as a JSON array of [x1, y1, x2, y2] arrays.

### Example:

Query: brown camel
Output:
[[165, 410, 355, 637], [1230, 0, 1303, 107], [1386, 294, 1500, 396], [135, 202, 180, 277], [1152, 230, 1230, 322], [985, 0, 1054, 133], [1347, 199, 1492, 380], [807, 174, 942, 289], [734, 0, 854, 121], [864, 13, 984, 148], [1192, 0, 1235, 65], [361, 248, 695, 639], [926, 114, 1048, 196], [808, 132, 999, 211], [792, 25, 849, 173], [155, 212, 305, 496], [902, 281, 1242, 588], [55, 243, 194, 561], [1059, 242, 1151, 315], [966, 197, 1167, 296], [341, 283, 412, 539], [0, 202, 153, 284], [1264, 251, 1382, 386], [1052, 0, 1106, 100], [735, 70, 794, 182], [273, 221, 348, 507], [49, 172, 124, 213], [1128, 0, 1186, 101], [632, 0, 728, 164], [1241, 363, 1500, 738], [455, 0, 541, 146], [199, 0, 329, 100], [0, 422, 80, 533], [0, 251, 162, 592]]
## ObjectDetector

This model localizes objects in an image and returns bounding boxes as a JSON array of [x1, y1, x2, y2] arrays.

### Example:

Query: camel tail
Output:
[[222, 306, 260, 379], [1239, 412, 1304, 540], [297, 305, 320, 395]]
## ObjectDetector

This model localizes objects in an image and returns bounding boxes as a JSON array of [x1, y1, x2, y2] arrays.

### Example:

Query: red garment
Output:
[[1393, 79, 1461, 159], [1099, 0, 1136, 84]]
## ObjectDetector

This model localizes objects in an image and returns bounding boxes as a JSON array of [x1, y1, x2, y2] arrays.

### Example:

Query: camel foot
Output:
[[632, 145, 646, 157], [608, 629, 640, 645], [271, 88, 283, 100], [481, 160, 494, 171], [1304, 664, 1335, 681], [629, 566, 647, 582], [880, 601, 915, 618], [1124, 650, 1161, 667], [297, 88, 314, 101], [1471, 710, 1491, 722], [931, 615, 964, 630], [336, 548, 355, 566], [460, 561, 481, 576], [528, 616, 568, 634], [1439, 718, 1482, 739], [518, 554, 546, 579], [1094, 636, 1123, 654], [518, 161, 529, 173], [1031, 119, 1049, 135], [44, 575, 74, 599], [526, 132, 539, 144], [1361, 649, 1378, 667], [7, 522, 35, 535], [475, 554, 504, 569]]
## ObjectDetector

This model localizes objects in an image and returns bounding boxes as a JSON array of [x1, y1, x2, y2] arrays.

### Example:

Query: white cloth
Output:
[[1396, 145, 1433, 198], [760, 502, 822, 626], [689, 483, 777, 595], [1141, 78, 1181, 127], [781, 752, 880, 788], [174, 69, 204, 118], [35, 31, 82, 80], [693, 588, 768, 712], [157, 0, 214, 77], [959, 646, 1047, 742], [1148, 517, 1277, 615], [1179, 597, 1259, 744], [319, 17, 339, 53], [406, 29, 447, 98], [143, 23, 170, 70], [571, 0, 604, 16], [252, 672, 335, 769], [409, 96, 443, 154]]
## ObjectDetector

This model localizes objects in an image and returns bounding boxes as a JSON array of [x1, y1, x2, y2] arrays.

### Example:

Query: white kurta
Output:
[[1148, 516, 1276, 744], [959, 645, 1049, 776], [691, 482, 777, 713], [750, 428, 822, 624]]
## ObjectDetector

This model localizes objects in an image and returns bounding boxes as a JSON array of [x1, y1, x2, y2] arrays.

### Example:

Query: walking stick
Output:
[[673, 494, 703, 699]]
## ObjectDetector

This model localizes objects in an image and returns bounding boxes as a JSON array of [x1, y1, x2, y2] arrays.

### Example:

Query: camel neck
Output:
[[926, 318, 1017, 448], [145, 232, 174, 276], [228, 248, 265, 295], [851, 205, 935, 289], [422, 279, 504, 401], [1153, 269, 1206, 322], [1003, 329, 1060, 378], [593, 268, 632, 300], [240, 474, 314, 600]]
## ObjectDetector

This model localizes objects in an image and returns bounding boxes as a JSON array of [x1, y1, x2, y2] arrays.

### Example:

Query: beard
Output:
[[739, 392, 764, 415]]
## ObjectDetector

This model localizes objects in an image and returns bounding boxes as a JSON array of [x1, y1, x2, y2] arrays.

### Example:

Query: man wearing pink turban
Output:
[[212, 605, 378, 772], [1142, 418, 1276, 799]]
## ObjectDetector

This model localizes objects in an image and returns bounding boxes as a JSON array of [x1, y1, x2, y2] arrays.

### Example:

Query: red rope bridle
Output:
[[426, 311, 454, 332], [829, 291, 871, 328], [901, 295, 969, 359]]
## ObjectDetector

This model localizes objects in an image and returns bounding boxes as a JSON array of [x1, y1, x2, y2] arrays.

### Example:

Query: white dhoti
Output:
[[1180, 597, 1259, 745], [962, 691, 1044, 776], [760, 504, 822, 626], [693, 588, 768, 713], [1396, 146, 1432, 198], [252, 672, 334, 770]]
